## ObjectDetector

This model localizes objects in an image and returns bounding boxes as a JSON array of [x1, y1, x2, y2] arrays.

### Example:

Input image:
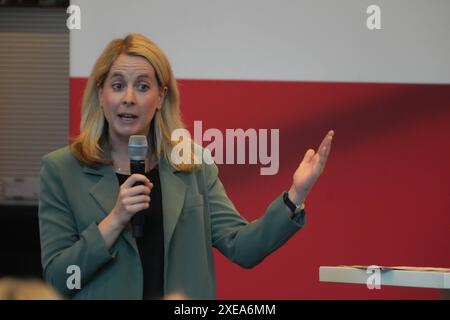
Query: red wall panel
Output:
[[70, 78, 450, 299]]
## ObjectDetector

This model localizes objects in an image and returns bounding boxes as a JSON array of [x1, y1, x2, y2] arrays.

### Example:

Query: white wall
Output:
[[70, 0, 450, 84]]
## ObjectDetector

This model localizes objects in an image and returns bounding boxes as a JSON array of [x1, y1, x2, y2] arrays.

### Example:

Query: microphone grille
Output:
[[128, 135, 148, 160]]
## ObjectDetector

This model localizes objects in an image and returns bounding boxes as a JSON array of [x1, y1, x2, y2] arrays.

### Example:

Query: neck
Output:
[[108, 129, 127, 153], [109, 133, 156, 174]]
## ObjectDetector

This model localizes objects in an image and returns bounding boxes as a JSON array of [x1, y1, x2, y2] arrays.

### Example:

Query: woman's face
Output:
[[99, 54, 165, 143]]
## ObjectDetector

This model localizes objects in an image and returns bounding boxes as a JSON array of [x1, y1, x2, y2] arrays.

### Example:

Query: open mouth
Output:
[[118, 113, 138, 120]]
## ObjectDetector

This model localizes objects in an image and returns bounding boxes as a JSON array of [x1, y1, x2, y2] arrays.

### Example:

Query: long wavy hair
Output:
[[70, 33, 197, 172]]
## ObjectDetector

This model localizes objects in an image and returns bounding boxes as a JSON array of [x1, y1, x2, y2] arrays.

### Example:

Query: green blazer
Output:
[[38, 146, 305, 299]]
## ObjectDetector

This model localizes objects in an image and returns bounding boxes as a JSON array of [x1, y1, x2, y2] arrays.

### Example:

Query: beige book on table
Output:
[[339, 265, 450, 273]]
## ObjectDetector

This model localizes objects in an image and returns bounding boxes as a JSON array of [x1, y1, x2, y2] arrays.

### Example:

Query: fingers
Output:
[[302, 130, 334, 167], [123, 194, 151, 206], [302, 149, 315, 165], [308, 130, 333, 166], [123, 174, 153, 189], [317, 130, 334, 156], [315, 130, 334, 168], [121, 184, 151, 197], [125, 202, 149, 213], [119, 174, 153, 212], [118, 177, 152, 215], [121, 174, 153, 196]]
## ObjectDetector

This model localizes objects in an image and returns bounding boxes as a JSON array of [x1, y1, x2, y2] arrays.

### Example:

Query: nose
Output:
[[122, 86, 136, 106]]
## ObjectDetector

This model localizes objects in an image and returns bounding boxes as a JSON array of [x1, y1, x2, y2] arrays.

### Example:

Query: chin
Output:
[[117, 128, 148, 138], [111, 119, 149, 138]]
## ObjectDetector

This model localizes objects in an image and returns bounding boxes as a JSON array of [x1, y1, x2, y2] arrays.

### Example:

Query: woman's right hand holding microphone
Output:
[[99, 174, 153, 249]]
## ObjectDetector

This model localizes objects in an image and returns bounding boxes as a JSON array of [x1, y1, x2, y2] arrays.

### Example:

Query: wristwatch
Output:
[[283, 191, 305, 214]]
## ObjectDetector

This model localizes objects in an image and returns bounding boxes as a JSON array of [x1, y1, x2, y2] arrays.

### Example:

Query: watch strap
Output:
[[283, 191, 304, 214]]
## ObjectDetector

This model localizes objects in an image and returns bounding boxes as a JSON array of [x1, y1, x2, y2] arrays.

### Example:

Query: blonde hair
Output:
[[0, 277, 61, 300], [71, 33, 198, 172]]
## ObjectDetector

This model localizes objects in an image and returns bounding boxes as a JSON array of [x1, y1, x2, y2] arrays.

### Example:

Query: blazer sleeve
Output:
[[203, 160, 306, 269], [38, 155, 116, 297]]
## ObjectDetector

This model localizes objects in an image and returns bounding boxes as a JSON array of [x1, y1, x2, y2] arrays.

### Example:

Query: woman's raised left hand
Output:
[[287, 130, 334, 205]]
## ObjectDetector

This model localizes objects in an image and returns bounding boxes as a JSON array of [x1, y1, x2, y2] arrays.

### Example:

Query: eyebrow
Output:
[[136, 74, 151, 80]]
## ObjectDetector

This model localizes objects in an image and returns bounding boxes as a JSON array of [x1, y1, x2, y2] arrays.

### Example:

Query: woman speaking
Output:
[[38, 33, 334, 299]]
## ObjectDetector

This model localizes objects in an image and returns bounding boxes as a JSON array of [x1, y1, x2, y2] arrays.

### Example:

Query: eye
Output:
[[111, 82, 123, 91], [137, 83, 150, 92]]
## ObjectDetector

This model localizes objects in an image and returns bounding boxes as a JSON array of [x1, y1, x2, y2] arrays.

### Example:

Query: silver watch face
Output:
[[293, 204, 304, 215]]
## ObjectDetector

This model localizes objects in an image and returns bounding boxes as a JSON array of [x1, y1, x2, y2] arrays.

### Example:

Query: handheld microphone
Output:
[[128, 135, 148, 238]]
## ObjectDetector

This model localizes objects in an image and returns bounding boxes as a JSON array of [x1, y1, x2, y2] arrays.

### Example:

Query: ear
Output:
[[158, 86, 168, 109], [97, 86, 104, 107]]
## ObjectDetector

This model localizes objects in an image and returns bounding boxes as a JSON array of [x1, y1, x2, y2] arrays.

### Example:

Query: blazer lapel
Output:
[[84, 165, 117, 215], [82, 157, 187, 257], [83, 164, 138, 252], [159, 157, 186, 258]]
